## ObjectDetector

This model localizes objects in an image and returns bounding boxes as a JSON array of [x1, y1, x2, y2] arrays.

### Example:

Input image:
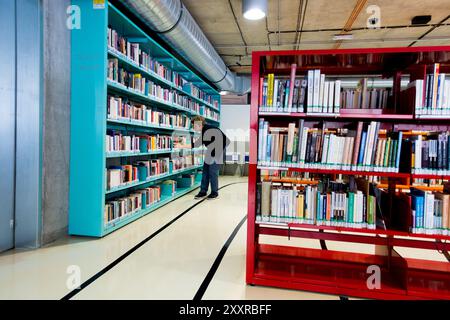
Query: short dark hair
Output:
[[191, 115, 206, 125]]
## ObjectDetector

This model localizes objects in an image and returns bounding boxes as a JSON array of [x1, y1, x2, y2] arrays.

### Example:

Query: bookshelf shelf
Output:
[[259, 111, 415, 121], [70, 1, 220, 237], [247, 47, 450, 300], [411, 173, 450, 180], [107, 48, 175, 88], [105, 148, 205, 159], [256, 221, 450, 242], [108, 48, 220, 113], [107, 80, 194, 115], [257, 165, 410, 178], [104, 165, 202, 197], [104, 183, 201, 234], [104, 165, 201, 193], [107, 118, 194, 133], [106, 150, 171, 159]]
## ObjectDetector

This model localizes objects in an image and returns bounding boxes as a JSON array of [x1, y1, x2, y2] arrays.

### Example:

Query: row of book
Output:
[[106, 155, 204, 190], [106, 158, 170, 191], [107, 59, 219, 120], [172, 154, 204, 171], [104, 172, 199, 226], [408, 64, 450, 116], [260, 67, 341, 114], [411, 132, 450, 175], [104, 186, 162, 225], [172, 135, 191, 150], [107, 27, 219, 109], [108, 27, 173, 82], [341, 80, 390, 110], [106, 132, 173, 154], [202, 108, 220, 122], [183, 83, 218, 109], [256, 180, 376, 229], [410, 188, 450, 234], [108, 59, 217, 120], [108, 96, 191, 130], [258, 120, 403, 173], [260, 67, 394, 114], [256, 179, 450, 234]]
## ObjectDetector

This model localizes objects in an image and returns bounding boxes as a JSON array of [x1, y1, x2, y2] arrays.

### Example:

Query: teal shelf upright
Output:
[[69, 0, 221, 237], [69, 0, 108, 237]]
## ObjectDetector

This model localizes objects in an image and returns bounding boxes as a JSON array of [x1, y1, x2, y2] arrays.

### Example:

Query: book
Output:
[[105, 186, 161, 225], [256, 179, 379, 229], [287, 64, 297, 111], [410, 131, 450, 175], [258, 120, 405, 173], [259, 68, 342, 114]]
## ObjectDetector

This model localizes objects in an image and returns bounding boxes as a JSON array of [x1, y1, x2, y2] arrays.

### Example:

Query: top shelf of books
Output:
[[108, 3, 220, 107], [255, 47, 450, 119]]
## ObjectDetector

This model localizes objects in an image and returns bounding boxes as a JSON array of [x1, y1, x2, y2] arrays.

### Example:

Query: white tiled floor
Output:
[[0, 176, 448, 300]]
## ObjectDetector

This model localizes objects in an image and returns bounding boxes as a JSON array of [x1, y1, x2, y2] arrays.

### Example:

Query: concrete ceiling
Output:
[[182, 0, 450, 74]]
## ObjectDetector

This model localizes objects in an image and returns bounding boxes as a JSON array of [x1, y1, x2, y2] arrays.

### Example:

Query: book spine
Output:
[[313, 70, 321, 113], [334, 80, 341, 114], [287, 64, 297, 111], [307, 71, 314, 113]]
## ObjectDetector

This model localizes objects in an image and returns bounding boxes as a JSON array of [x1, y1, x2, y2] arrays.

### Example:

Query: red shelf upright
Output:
[[246, 46, 450, 300]]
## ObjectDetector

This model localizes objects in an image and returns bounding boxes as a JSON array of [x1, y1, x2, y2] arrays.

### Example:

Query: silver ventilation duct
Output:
[[118, 0, 237, 92]]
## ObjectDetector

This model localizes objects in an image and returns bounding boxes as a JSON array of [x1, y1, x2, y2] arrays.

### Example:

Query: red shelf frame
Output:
[[247, 46, 450, 300], [257, 166, 411, 179], [258, 112, 415, 121], [412, 173, 450, 180]]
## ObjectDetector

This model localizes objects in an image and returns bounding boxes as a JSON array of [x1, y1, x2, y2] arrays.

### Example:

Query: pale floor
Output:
[[0, 176, 448, 300]]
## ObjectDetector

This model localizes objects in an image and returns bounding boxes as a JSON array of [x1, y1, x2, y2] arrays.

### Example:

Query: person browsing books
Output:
[[191, 116, 230, 200]]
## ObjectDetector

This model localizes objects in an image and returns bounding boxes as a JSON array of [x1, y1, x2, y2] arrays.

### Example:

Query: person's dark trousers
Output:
[[200, 162, 219, 195]]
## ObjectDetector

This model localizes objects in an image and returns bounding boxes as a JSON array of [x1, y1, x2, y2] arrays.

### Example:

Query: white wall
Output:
[[220, 104, 250, 163]]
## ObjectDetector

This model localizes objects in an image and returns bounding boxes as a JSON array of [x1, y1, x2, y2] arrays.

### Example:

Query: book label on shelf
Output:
[[93, 1, 105, 9]]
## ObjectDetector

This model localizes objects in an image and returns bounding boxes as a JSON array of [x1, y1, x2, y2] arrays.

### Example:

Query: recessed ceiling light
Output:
[[242, 0, 267, 21], [333, 34, 354, 41]]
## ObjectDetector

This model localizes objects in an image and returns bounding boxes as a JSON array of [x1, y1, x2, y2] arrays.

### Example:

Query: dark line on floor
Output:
[[319, 230, 327, 250], [193, 215, 247, 301], [62, 181, 246, 300], [436, 240, 450, 262], [340, 296, 349, 301]]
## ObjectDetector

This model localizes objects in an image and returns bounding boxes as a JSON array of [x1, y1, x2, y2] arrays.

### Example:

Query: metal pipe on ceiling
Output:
[[118, 0, 238, 92]]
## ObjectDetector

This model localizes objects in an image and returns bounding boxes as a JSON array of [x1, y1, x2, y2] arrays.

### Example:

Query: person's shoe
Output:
[[194, 192, 207, 199], [207, 193, 219, 200]]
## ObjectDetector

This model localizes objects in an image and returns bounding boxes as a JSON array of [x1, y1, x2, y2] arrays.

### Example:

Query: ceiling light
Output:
[[333, 34, 354, 41], [242, 0, 267, 21], [220, 91, 229, 96]]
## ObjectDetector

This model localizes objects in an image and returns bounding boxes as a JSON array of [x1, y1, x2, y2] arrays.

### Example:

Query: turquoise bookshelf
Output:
[[69, 0, 220, 237]]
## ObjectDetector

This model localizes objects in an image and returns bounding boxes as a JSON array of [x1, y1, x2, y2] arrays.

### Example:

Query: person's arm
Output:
[[193, 126, 206, 149], [192, 132, 202, 148]]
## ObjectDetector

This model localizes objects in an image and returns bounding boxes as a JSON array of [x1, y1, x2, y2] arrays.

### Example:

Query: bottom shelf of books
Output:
[[250, 169, 450, 299], [104, 171, 202, 234]]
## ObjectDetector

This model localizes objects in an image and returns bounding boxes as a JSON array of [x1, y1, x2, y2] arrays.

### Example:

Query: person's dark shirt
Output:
[[193, 124, 230, 160]]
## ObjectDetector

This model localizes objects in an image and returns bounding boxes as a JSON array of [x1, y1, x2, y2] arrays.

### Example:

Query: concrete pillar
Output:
[[41, 0, 71, 244]]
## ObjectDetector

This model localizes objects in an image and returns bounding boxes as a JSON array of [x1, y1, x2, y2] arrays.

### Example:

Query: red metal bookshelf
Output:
[[247, 46, 450, 300], [257, 166, 411, 179]]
